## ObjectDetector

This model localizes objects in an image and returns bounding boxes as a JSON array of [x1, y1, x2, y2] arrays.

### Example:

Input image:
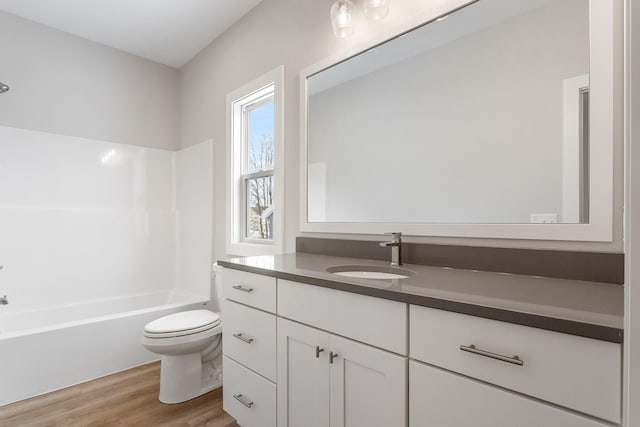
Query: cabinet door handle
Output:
[[233, 332, 254, 344], [329, 351, 338, 364], [315, 346, 324, 358], [232, 284, 254, 293], [459, 344, 524, 366], [233, 393, 254, 408]]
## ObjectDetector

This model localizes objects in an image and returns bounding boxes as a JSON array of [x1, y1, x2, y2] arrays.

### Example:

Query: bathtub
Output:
[[0, 289, 210, 406]]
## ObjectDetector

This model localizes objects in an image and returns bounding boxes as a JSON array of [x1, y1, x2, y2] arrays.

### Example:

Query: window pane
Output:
[[246, 175, 274, 240], [246, 99, 275, 173]]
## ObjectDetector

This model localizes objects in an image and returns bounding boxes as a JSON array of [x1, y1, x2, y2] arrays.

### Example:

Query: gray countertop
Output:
[[218, 253, 624, 343]]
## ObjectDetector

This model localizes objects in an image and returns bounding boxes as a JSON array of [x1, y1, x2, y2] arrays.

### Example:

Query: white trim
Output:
[[299, 0, 616, 242], [226, 65, 285, 256]]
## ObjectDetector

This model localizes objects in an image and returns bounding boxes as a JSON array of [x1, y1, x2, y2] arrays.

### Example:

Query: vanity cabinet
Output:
[[277, 279, 408, 427], [277, 318, 407, 427], [220, 265, 622, 427], [221, 270, 277, 427], [222, 269, 408, 427], [410, 305, 621, 425]]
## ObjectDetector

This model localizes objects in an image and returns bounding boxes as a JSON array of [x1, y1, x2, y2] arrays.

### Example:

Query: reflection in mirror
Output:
[[306, 0, 590, 225]]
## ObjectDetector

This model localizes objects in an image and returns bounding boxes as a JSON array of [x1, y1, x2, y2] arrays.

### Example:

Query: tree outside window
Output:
[[243, 97, 274, 242]]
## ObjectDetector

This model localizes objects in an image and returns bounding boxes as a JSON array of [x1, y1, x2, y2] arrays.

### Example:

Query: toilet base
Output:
[[158, 353, 222, 404]]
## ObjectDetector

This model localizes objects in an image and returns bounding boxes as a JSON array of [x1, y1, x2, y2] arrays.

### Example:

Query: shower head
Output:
[[0, 82, 9, 94]]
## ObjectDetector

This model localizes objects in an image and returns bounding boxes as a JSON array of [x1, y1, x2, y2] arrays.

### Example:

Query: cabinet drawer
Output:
[[223, 356, 276, 427], [410, 361, 609, 427], [223, 299, 276, 381], [222, 268, 276, 313], [410, 305, 621, 423], [278, 279, 407, 355]]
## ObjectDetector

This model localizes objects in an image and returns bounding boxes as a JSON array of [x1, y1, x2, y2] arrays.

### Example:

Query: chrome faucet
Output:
[[379, 232, 402, 266]]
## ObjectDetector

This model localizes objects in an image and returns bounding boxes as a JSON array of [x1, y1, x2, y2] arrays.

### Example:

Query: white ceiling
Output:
[[0, 0, 263, 68]]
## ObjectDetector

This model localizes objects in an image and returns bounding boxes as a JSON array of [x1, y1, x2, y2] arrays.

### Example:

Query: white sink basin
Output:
[[326, 265, 414, 280]]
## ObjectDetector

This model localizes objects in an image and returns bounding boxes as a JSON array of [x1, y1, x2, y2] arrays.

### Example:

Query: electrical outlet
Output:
[[530, 213, 558, 224]]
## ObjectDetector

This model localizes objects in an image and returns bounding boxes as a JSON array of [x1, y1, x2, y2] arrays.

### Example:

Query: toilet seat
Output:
[[144, 310, 221, 339]]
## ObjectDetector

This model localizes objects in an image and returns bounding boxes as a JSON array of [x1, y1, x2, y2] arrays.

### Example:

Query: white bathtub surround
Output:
[[0, 290, 209, 406], [0, 126, 216, 405], [175, 141, 215, 304], [0, 126, 214, 308], [0, 126, 177, 308]]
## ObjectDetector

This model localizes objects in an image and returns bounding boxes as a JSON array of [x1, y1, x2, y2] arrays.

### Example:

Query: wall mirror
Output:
[[300, 0, 615, 241]]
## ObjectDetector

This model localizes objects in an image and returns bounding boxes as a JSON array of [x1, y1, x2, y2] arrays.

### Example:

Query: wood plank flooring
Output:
[[0, 362, 240, 427]]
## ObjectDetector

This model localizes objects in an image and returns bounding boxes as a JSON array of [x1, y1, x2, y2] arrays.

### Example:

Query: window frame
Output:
[[226, 66, 284, 256]]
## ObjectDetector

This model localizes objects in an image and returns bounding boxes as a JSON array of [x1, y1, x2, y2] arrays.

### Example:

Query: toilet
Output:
[[142, 309, 222, 404]]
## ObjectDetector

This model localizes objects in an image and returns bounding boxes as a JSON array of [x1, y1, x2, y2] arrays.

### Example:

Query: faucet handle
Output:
[[384, 232, 402, 240]]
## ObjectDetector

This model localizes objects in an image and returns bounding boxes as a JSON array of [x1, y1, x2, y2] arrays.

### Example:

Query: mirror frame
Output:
[[299, 0, 615, 242]]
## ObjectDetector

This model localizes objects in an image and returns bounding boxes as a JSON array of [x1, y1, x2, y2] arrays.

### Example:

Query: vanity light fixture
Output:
[[364, 0, 389, 20], [330, 0, 390, 38], [330, 0, 356, 38]]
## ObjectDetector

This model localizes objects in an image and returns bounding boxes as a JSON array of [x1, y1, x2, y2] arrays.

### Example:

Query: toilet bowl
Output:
[[142, 309, 222, 404]]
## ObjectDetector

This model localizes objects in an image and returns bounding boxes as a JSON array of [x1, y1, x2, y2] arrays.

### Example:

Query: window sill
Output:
[[227, 242, 276, 257]]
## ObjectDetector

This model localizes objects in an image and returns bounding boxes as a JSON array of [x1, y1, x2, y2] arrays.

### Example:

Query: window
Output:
[[244, 96, 274, 241], [227, 67, 284, 256]]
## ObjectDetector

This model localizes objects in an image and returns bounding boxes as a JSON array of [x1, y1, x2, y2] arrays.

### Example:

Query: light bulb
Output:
[[364, 0, 389, 20], [331, 0, 356, 38]]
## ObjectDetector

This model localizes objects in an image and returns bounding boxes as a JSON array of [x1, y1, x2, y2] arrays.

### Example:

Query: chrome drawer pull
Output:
[[232, 284, 254, 293], [459, 344, 524, 366], [233, 393, 254, 408], [315, 346, 324, 358], [233, 332, 254, 344]]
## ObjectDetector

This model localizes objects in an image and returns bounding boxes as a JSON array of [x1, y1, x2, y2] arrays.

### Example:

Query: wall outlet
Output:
[[530, 213, 558, 224]]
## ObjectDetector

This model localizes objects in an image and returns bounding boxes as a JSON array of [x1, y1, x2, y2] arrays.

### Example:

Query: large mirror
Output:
[[301, 0, 615, 241]]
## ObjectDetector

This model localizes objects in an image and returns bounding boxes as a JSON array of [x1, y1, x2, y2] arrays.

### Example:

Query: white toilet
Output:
[[142, 309, 223, 404]]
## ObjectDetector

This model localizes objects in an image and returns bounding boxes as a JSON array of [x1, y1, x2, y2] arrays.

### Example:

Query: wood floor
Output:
[[0, 362, 240, 427]]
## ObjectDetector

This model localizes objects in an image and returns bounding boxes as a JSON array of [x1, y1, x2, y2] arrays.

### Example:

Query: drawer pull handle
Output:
[[233, 333, 254, 344], [459, 344, 524, 366], [233, 393, 254, 408], [232, 284, 254, 293], [330, 351, 338, 364], [315, 346, 324, 358]]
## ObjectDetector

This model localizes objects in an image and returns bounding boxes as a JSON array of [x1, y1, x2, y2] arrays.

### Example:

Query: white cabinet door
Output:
[[409, 360, 609, 427], [277, 318, 331, 427], [330, 335, 407, 427]]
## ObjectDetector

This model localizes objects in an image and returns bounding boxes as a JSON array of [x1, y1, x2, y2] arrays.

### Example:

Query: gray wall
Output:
[[180, 0, 624, 257], [0, 11, 179, 150], [179, 0, 343, 260]]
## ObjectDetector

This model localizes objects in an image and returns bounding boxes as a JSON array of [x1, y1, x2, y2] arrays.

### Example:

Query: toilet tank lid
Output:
[[144, 309, 221, 334]]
